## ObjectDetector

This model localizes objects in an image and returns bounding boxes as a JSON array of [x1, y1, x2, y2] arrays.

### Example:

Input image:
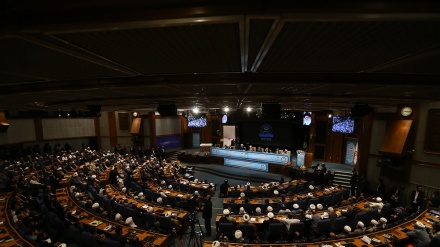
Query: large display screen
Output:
[[332, 116, 355, 134], [239, 120, 303, 149], [303, 111, 312, 125], [221, 114, 228, 124], [187, 115, 207, 128]]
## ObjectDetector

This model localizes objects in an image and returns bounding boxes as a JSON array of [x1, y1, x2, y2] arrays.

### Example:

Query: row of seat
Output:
[[224, 191, 347, 214], [88, 185, 178, 233]]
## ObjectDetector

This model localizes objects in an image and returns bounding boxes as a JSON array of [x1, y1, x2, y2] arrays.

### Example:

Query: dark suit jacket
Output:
[[202, 200, 213, 219], [350, 172, 358, 187], [263, 218, 280, 230], [377, 183, 386, 198], [410, 190, 425, 206]]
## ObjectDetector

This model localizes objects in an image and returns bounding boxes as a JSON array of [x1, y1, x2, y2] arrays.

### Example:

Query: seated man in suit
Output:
[[237, 214, 258, 240], [263, 212, 280, 231], [291, 203, 303, 214], [218, 209, 236, 225], [341, 205, 357, 221], [406, 221, 430, 246], [352, 221, 365, 236]]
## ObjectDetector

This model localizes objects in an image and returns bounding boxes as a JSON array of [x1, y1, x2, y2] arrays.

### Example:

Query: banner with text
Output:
[[224, 158, 268, 172], [210, 147, 290, 165]]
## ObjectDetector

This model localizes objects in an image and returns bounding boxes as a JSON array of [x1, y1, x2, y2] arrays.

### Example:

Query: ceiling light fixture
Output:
[[224, 107, 229, 112], [193, 107, 199, 113], [247, 107, 251, 112]]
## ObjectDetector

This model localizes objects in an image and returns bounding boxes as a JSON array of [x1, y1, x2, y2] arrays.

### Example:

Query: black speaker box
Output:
[[157, 103, 177, 116], [262, 103, 281, 119], [86, 105, 101, 113], [0, 122, 9, 132], [351, 104, 373, 118]]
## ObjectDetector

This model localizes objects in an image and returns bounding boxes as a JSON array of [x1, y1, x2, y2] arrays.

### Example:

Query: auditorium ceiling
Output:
[[1, 1, 440, 114]]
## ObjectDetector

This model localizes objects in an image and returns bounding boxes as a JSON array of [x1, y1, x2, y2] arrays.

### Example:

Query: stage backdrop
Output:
[[239, 120, 304, 149]]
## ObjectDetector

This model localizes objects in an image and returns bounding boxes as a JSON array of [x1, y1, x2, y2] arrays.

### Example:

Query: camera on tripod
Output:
[[188, 211, 199, 226]]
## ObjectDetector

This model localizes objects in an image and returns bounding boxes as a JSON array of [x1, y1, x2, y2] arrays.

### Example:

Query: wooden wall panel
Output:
[[108, 112, 117, 147], [34, 119, 43, 141], [379, 120, 413, 156]]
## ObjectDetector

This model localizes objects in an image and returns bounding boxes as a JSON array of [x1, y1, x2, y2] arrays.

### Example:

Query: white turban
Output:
[[371, 219, 378, 225], [268, 212, 274, 218], [416, 221, 425, 228], [321, 212, 329, 219], [147, 206, 154, 213], [234, 230, 242, 239], [267, 206, 273, 212], [240, 192, 245, 198], [223, 209, 230, 215], [309, 204, 316, 210], [243, 214, 250, 222], [379, 217, 387, 223], [165, 211, 172, 217], [357, 221, 365, 228], [309, 185, 314, 190], [293, 204, 299, 209], [92, 202, 99, 209], [255, 207, 261, 213], [376, 197, 382, 202], [115, 213, 122, 221], [212, 241, 220, 247], [125, 217, 137, 228], [157, 197, 162, 203], [274, 190, 279, 195], [344, 225, 352, 233], [317, 204, 323, 210]]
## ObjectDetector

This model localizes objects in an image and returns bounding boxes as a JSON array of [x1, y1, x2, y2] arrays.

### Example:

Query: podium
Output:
[[305, 153, 313, 168]]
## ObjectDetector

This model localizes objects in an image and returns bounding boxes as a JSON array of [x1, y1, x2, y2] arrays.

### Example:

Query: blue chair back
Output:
[[331, 216, 347, 233], [316, 219, 331, 234], [322, 195, 333, 207], [218, 223, 234, 239], [237, 223, 257, 240]]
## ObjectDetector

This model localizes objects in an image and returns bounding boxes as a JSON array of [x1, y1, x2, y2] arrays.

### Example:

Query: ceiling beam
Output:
[[250, 18, 284, 72], [2, 72, 439, 96], [360, 44, 440, 73], [44, 92, 430, 107], [240, 15, 248, 72], [15, 34, 140, 76]]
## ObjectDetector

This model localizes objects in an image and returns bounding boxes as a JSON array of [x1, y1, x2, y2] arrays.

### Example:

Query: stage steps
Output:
[[333, 171, 352, 189], [169, 151, 182, 161]]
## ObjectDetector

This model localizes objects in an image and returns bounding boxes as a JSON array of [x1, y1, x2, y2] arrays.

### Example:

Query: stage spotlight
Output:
[[133, 112, 138, 117], [193, 107, 199, 114], [247, 107, 251, 112], [224, 107, 229, 112]]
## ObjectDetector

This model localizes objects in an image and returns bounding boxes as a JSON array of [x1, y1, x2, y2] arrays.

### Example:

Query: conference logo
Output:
[[259, 124, 274, 141]]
